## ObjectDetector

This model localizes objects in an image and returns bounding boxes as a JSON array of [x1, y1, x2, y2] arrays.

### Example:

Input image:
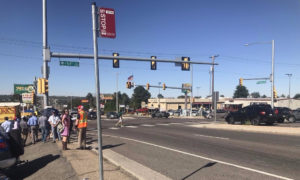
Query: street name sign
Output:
[[99, 7, 116, 38], [256, 80, 266, 84], [59, 61, 79, 67]]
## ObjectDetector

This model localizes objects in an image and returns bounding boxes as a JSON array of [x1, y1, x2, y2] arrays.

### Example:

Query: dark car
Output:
[[106, 112, 119, 119], [274, 107, 292, 123], [225, 104, 276, 125], [88, 112, 97, 120], [40, 108, 59, 118], [151, 111, 170, 118], [289, 108, 300, 122]]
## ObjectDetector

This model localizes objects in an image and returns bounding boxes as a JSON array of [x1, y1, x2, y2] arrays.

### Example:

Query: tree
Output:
[[280, 94, 286, 98], [120, 93, 130, 106], [131, 86, 151, 109], [220, 95, 224, 97], [262, 94, 267, 98], [294, 94, 300, 99], [157, 94, 164, 98], [251, 92, 260, 98], [233, 85, 249, 98], [86, 93, 95, 109], [177, 95, 190, 99]]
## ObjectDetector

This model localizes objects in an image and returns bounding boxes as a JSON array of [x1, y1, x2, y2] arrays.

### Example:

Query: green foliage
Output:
[[132, 86, 151, 109], [157, 94, 164, 98], [86, 93, 95, 109], [261, 94, 267, 98], [233, 85, 249, 98], [294, 93, 300, 99], [251, 92, 260, 98]]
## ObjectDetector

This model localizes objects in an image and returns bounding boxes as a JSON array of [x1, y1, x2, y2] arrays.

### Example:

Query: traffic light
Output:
[[181, 57, 190, 71], [126, 81, 132, 89], [31, 91, 35, 104], [273, 88, 277, 98], [150, 56, 157, 70], [44, 79, 49, 93], [162, 83, 166, 90], [113, 53, 119, 68], [41, 78, 45, 94], [146, 83, 150, 90], [37, 78, 43, 94], [239, 78, 243, 86]]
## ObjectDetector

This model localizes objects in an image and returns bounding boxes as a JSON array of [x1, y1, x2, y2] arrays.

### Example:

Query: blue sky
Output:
[[1, 0, 300, 98]]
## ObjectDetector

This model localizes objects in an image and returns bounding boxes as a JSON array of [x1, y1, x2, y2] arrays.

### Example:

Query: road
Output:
[[87, 117, 300, 180]]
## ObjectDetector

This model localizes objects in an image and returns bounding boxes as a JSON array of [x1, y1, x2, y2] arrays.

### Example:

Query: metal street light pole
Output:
[[42, 0, 49, 108], [158, 82, 161, 110], [244, 40, 275, 108], [285, 73, 292, 108]]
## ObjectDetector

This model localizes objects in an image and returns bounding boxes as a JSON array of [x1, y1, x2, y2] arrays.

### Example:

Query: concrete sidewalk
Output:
[[59, 133, 137, 180]]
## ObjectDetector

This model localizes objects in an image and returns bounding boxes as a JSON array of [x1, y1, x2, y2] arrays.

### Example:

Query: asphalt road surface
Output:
[[87, 117, 300, 180]]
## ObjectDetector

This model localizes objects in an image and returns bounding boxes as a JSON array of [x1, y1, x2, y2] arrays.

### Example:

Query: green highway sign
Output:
[[59, 61, 79, 67], [14, 84, 34, 94], [256, 80, 266, 84]]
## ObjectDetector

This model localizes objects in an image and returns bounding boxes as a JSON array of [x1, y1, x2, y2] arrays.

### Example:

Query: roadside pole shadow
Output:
[[181, 162, 217, 180], [95, 143, 125, 150], [4, 154, 60, 180]]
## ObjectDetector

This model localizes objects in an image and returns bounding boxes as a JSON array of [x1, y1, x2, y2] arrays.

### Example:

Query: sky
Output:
[[1, 0, 300, 98]]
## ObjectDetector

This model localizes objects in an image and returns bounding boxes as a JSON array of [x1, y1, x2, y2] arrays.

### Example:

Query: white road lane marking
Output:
[[168, 123, 183, 125], [156, 123, 170, 126], [126, 126, 138, 128], [141, 124, 155, 127], [109, 127, 120, 130], [194, 134, 230, 140], [103, 134, 293, 180]]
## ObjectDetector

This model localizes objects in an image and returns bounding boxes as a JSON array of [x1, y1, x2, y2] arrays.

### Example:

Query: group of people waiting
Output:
[[1, 105, 88, 151]]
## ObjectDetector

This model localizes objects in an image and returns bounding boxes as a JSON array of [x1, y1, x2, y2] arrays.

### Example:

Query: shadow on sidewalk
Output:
[[4, 154, 60, 179], [181, 162, 217, 180], [94, 143, 125, 150]]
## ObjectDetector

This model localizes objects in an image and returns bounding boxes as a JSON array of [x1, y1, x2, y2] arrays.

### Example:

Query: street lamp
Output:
[[158, 82, 161, 110], [244, 40, 275, 108], [285, 73, 292, 108]]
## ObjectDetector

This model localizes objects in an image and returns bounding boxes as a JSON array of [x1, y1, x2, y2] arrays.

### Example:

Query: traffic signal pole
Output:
[[42, 0, 49, 108]]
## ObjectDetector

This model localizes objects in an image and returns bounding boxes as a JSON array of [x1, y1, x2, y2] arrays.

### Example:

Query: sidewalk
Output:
[[59, 132, 137, 180]]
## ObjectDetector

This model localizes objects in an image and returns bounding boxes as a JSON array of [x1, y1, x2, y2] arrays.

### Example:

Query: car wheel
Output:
[[228, 117, 235, 124], [251, 117, 260, 125], [288, 116, 296, 123], [277, 118, 284, 123]]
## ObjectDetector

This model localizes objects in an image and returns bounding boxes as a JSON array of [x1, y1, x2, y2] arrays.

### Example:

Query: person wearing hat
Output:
[[76, 105, 87, 149]]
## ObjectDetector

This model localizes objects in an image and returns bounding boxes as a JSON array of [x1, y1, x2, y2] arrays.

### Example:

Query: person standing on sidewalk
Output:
[[19, 116, 29, 146], [27, 113, 38, 144], [48, 111, 61, 143], [61, 109, 70, 150], [76, 105, 87, 150], [1, 117, 12, 135], [38, 112, 49, 143]]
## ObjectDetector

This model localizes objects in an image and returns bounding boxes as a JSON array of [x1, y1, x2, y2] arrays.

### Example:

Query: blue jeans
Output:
[[41, 127, 48, 142], [51, 126, 61, 141]]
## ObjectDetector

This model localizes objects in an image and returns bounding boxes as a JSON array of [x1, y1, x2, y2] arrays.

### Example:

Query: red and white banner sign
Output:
[[99, 7, 116, 38]]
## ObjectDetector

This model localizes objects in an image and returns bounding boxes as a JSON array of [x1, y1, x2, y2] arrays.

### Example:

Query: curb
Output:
[[92, 148, 171, 180], [189, 123, 300, 136]]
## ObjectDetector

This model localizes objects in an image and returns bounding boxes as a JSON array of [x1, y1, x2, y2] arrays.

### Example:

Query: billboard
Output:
[[14, 84, 34, 94], [22, 93, 33, 104], [99, 7, 116, 38]]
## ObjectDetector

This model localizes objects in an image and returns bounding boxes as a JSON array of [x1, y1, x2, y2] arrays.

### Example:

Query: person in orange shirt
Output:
[[76, 105, 87, 149]]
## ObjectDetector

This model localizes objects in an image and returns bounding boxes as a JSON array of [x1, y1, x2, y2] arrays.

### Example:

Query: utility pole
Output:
[[158, 82, 161, 110], [285, 73, 292, 108], [271, 40, 275, 108], [42, 0, 49, 108], [190, 65, 193, 116], [116, 72, 119, 113], [210, 55, 218, 111]]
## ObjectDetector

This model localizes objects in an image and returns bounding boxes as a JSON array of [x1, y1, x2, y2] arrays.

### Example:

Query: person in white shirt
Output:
[[48, 111, 61, 143]]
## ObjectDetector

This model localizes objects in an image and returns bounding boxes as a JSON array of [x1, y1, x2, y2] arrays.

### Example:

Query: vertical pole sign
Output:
[[99, 7, 116, 38]]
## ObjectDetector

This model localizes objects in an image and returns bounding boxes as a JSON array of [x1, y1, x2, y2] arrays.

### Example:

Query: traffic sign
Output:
[[59, 61, 79, 67], [256, 80, 266, 84], [99, 7, 116, 38]]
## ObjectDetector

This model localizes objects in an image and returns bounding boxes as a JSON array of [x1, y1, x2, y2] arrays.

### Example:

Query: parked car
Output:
[[106, 112, 119, 119], [225, 104, 276, 125], [191, 110, 200, 116], [167, 110, 175, 116], [274, 107, 292, 123], [173, 109, 181, 116], [151, 111, 170, 118], [289, 108, 300, 122], [88, 112, 97, 120], [40, 108, 59, 118]]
